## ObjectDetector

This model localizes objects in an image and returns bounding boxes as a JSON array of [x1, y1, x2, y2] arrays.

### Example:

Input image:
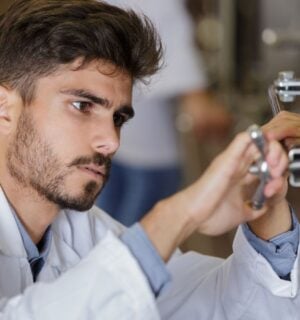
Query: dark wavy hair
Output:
[[0, 0, 163, 104]]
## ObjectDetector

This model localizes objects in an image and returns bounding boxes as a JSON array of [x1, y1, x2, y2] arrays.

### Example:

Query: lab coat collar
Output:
[[46, 211, 82, 272], [233, 226, 300, 298], [0, 185, 81, 271], [0, 186, 27, 258], [0, 185, 90, 290]]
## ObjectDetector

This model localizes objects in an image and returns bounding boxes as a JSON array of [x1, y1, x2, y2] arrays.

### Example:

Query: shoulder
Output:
[[87, 205, 126, 236], [53, 205, 126, 244]]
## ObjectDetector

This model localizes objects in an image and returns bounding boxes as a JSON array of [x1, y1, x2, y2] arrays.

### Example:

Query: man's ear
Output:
[[0, 85, 15, 134]]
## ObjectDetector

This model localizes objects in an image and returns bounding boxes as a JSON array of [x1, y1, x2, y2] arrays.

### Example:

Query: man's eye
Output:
[[72, 101, 93, 113], [113, 112, 128, 128]]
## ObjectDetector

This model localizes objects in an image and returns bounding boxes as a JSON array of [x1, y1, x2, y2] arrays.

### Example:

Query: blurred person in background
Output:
[[96, 0, 232, 226]]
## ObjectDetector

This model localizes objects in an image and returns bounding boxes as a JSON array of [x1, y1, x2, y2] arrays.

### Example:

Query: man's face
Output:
[[6, 60, 133, 211]]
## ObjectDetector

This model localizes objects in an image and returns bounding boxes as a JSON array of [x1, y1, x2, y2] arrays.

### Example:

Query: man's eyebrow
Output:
[[60, 89, 110, 108]]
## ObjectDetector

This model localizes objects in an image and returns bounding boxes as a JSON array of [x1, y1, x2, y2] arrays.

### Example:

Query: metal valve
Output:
[[248, 125, 270, 210], [247, 125, 300, 209]]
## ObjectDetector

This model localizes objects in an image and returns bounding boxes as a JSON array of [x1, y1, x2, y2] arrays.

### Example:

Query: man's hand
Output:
[[263, 111, 300, 149], [141, 129, 288, 261], [182, 132, 288, 236], [247, 110, 300, 240]]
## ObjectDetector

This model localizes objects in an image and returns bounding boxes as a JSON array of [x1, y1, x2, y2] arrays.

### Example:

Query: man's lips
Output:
[[77, 164, 107, 179]]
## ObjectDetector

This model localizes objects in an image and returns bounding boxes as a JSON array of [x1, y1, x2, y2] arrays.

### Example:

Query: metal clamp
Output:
[[273, 71, 300, 104], [268, 71, 300, 187]]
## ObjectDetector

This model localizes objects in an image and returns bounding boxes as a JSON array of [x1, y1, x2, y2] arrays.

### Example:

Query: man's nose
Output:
[[91, 121, 120, 157]]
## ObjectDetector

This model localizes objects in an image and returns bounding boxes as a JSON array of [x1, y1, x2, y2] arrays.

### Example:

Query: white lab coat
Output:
[[158, 228, 300, 319], [0, 185, 299, 320], [0, 188, 159, 319]]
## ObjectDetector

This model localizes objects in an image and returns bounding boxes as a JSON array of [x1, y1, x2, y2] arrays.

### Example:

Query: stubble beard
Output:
[[6, 110, 110, 211]]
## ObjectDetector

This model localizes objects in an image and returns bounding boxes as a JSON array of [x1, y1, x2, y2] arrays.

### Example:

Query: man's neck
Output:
[[0, 180, 59, 244]]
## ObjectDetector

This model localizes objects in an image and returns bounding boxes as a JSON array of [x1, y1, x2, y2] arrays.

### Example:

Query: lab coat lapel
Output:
[[0, 186, 27, 258], [0, 186, 33, 297], [40, 211, 82, 280], [0, 255, 32, 298]]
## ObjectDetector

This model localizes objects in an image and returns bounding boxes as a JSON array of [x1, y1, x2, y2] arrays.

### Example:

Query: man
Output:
[[0, 0, 295, 319]]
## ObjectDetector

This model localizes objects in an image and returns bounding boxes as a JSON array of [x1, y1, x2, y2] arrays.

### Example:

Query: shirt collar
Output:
[[11, 206, 52, 262]]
